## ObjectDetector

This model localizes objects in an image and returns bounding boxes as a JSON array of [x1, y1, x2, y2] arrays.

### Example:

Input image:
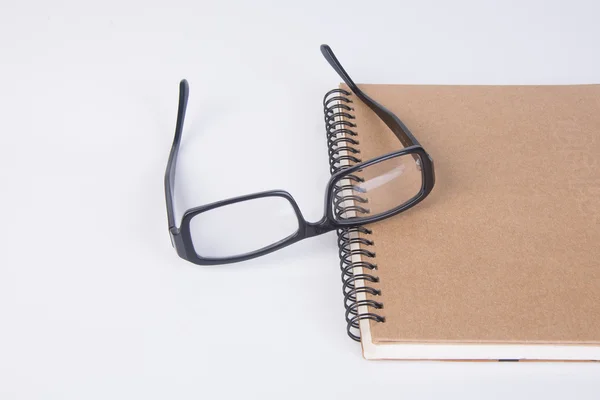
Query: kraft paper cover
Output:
[[342, 83, 600, 344]]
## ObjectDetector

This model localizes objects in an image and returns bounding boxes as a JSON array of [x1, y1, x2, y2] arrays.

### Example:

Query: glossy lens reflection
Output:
[[332, 153, 423, 221]]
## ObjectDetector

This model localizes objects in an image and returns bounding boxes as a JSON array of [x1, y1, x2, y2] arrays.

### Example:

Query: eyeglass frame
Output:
[[165, 45, 436, 265]]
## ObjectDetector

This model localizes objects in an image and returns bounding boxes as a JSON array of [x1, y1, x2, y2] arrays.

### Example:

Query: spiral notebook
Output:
[[324, 83, 600, 360]]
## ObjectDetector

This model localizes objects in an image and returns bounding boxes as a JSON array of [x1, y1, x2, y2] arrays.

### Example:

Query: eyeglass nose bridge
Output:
[[304, 217, 335, 237]]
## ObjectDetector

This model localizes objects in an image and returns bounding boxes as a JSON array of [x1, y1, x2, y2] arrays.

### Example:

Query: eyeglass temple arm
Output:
[[320, 45, 421, 148], [165, 79, 189, 230]]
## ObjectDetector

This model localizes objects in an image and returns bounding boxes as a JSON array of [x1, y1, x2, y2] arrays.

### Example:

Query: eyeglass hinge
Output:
[[168, 227, 179, 248]]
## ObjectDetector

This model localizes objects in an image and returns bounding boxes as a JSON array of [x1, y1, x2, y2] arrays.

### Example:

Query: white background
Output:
[[1, 0, 599, 398]]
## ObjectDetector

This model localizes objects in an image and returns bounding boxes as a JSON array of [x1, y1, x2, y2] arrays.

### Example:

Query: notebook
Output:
[[324, 83, 600, 360]]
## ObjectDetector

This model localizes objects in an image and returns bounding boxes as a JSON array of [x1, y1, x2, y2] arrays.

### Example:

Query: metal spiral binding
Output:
[[323, 88, 385, 341]]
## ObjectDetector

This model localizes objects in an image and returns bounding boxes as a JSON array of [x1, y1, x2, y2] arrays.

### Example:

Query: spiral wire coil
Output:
[[323, 88, 385, 341]]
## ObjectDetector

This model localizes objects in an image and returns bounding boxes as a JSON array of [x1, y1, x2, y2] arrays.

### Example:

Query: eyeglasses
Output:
[[165, 45, 435, 265]]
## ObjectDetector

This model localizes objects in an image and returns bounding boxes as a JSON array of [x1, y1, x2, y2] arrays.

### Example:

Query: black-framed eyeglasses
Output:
[[165, 45, 435, 265]]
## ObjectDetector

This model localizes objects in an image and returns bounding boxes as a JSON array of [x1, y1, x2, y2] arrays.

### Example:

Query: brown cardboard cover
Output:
[[343, 83, 600, 345]]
